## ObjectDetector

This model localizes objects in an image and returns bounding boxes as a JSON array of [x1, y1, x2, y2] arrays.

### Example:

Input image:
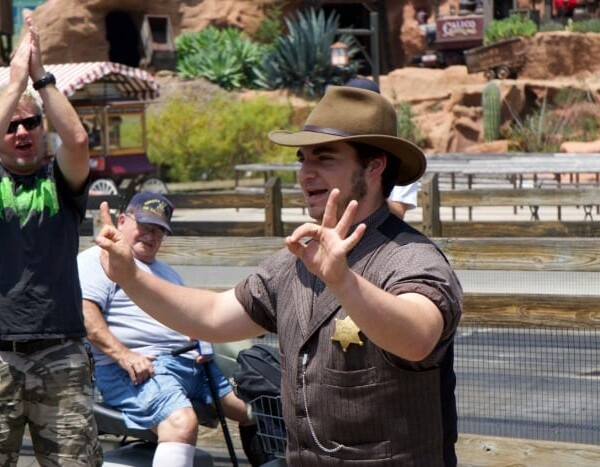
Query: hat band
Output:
[[303, 125, 356, 138]]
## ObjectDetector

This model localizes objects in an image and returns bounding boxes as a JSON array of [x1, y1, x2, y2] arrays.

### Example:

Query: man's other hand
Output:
[[95, 201, 136, 284]]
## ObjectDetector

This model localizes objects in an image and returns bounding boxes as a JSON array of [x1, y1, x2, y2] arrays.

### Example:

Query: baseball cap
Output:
[[125, 192, 174, 234], [345, 77, 381, 93]]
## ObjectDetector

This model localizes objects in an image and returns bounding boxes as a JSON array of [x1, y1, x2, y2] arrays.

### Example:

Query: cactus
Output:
[[482, 81, 501, 142]]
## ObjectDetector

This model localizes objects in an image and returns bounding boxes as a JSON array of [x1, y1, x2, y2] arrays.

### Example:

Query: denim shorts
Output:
[[95, 354, 232, 430]]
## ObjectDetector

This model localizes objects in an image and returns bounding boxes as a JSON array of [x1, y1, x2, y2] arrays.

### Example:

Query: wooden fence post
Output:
[[420, 172, 441, 237], [265, 176, 283, 236]]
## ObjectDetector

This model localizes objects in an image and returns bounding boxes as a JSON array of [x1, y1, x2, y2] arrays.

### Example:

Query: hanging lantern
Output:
[[330, 42, 349, 67]]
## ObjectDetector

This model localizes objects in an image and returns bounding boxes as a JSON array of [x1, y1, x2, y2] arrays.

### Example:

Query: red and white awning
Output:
[[0, 62, 160, 101]]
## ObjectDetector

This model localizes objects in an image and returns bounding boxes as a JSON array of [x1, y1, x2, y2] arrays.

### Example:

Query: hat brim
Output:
[[268, 130, 426, 185], [134, 213, 172, 235]]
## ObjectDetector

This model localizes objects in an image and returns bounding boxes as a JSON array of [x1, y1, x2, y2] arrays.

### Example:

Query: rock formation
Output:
[[27, 0, 600, 79], [23, 0, 600, 154], [29, 0, 275, 64]]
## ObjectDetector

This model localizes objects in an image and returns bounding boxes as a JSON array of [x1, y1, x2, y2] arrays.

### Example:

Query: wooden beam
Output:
[[155, 190, 304, 210], [439, 187, 600, 207], [87, 194, 125, 210], [421, 172, 441, 236], [457, 434, 600, 464], [78, 235, 600, 328], [462, 294, 600, 328], [435, 237, 600, 271], [440, 221, 600, 237], [81, 236, 600, 271], [265, 177, 283, 236], [161, 191, 266, 209]]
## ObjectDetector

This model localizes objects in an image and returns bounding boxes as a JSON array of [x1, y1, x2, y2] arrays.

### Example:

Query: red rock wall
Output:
[[30, 0, 273, 64], [30, 0, 426, 69], [27, 0, 600, 80]]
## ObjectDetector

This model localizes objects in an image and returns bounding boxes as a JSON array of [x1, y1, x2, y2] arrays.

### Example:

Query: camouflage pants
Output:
[[0, 340, 103, 466]]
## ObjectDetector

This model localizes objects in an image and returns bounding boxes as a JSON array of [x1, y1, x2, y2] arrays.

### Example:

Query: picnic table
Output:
[[235, 153, 600, 191], [462, 154, 600, 187]]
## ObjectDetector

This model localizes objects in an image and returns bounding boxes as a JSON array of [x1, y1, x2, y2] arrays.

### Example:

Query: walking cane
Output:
[[172, 341, 239, 466]]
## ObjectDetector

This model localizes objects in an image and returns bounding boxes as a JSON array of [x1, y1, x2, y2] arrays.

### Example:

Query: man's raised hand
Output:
[[9, 26, 31, 92], [95, 202, 135, 284], [25, 14, 44, 80], [285, 189, 366, 287]]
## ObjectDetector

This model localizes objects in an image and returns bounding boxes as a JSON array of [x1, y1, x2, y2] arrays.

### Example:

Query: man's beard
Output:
[[335, 167, 367, 220]]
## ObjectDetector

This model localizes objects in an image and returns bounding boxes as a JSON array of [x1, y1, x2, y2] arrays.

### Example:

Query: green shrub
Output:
[[254, 1, 287, 45], [484, 14, 537, 45], [504, 89, 600, 152], [147, 93, 298, 182], [568, 18, 600, 33], [538, 21, 565, 32], [261, 8, 361, 99], [396, 103, 426, 147], [175, 27, 267, 90]]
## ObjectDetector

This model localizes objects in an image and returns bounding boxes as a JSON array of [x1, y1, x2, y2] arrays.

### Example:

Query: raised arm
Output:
[[95, 202, 266, 342], [0, 24, 31, 133], [26, 14, 89, 190]]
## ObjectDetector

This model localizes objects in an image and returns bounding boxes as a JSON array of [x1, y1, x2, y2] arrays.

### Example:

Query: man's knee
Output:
[[156, 407, 199, 444]]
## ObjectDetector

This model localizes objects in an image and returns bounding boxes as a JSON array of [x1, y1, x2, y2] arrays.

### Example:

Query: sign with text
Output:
[[435, 15, 484, 49]]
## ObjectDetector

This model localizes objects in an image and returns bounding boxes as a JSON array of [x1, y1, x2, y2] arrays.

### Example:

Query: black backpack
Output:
[[233, 343, 281, 402], [233, 344, 283, 466]]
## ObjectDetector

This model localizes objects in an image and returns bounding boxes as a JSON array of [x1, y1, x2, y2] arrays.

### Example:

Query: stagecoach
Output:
[[0, 61, 167, 196]]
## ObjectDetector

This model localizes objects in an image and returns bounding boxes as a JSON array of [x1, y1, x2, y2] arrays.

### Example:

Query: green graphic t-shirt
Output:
[[0, 161, 89, 339]]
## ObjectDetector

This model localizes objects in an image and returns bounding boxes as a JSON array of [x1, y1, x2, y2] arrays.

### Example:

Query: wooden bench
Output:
[[420, 172, 600, 237], [78, 234, 600, 463]]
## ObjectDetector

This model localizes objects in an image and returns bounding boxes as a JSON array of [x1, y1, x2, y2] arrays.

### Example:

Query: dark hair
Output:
[[349, 142, 398, 198]]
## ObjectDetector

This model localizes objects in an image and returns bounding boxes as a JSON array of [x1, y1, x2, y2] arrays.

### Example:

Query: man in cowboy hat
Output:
[[94, 85, 463, 466], [345, 77, 420, 219]]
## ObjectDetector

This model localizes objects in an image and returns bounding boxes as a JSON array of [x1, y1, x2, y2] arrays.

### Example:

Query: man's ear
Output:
[[368, 154, 387, 177], [116, 213, 126, 227]]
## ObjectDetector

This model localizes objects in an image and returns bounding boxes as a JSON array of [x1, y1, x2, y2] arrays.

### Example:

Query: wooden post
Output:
[[265, 176, 283, 236], [420, 172, 441, 237]]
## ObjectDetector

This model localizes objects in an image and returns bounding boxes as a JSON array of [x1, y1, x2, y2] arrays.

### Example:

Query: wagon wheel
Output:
[[496, 65, 511, 80], [88, 179, 119, 232], [484, 68, 496, 80], [90, 178, 119, 195], [140, 177, 169, 194]]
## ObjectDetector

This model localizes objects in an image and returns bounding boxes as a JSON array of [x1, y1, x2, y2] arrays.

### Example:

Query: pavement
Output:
[[18, 426, 252, 466]]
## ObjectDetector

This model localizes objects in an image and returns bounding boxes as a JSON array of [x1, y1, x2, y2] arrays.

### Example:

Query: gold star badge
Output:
[[331, 316, 363, 352]]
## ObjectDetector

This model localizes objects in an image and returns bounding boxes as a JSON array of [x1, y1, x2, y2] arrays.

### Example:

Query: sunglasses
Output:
[[7, 115, 43, 134]]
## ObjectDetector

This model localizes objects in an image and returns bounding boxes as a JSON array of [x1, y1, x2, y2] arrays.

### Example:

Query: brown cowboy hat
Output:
[[268, 85, 426, 185]]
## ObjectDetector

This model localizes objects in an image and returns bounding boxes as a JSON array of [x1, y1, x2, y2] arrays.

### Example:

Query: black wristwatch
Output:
[[33, 72, 56, 90]]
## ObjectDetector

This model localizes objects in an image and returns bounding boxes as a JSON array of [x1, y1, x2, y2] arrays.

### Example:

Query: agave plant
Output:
[[261, 8, 361, 99], [176, 27, 267, 90]]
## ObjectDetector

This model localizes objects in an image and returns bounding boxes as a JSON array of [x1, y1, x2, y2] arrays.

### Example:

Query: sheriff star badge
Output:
[[331, 315, 364, 352]]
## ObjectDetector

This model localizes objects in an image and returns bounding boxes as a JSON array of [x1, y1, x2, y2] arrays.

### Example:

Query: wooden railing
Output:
[[86, 171, 600, 239], [420, 172, 600, 237], [79, 235, 600, 323], [83, 177, 306, 237]]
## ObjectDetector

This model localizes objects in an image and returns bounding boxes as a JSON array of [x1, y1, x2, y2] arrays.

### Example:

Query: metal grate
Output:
[[455, 325, 600, 444], [251, 395, 287, 458]]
